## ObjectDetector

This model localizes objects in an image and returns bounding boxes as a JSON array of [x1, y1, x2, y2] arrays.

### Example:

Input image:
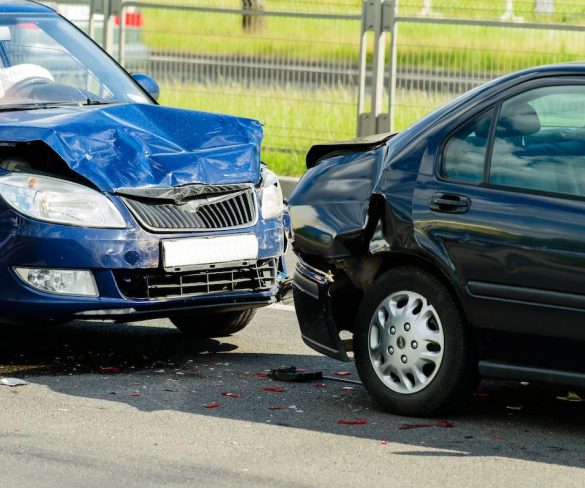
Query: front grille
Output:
[[122, 187, 257, 232], [115, 259, 278, 299]]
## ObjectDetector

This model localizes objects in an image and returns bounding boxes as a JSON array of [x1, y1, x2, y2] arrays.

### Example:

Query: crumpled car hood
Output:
[[0, 103, 263, 192]]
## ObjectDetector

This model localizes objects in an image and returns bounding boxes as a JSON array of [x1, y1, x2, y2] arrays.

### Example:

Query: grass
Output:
[[138, 0, 585, 73], [159, 81, 452, 175]]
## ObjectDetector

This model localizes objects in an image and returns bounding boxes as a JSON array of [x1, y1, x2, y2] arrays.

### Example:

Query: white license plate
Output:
[[162, 234, 259, 269]]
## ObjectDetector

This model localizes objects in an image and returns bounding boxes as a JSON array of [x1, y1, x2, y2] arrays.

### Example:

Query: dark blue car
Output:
[[290, 63, 585, 416], [0, 1, 287, 337]]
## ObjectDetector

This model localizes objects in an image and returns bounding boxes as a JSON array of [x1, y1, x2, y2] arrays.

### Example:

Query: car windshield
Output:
[[0, 13, 151, 108]]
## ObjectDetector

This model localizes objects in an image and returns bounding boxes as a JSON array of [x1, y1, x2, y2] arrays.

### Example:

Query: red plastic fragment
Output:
[[337, 419, 368, 425], [489, 428, 503, 440], [399, 420, 454, 430], [380, 440, 388, 445], [268, 406, 287, 410], [254, 373, 270, 378], [335, 372, 352, 377], [314, 383, 327, 389], [130, 392, 141, 397], [221, 392, 242, 398], [205, 403, 220, 409], [263, 387, 285, 393], [99, 367, 121, 374]]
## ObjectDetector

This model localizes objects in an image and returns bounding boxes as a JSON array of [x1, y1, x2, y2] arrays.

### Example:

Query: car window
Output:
[[6, 22, 109, 98], [0, 14, 150, 107], [489, 85, 585, 197], [442, 110, 493, 183]]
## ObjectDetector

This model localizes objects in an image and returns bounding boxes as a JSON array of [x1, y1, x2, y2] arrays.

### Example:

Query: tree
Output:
[[243, 0, 265, 32]]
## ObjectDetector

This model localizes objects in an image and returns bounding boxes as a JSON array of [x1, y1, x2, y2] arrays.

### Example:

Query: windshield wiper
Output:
[[0, 101, 85, 112], [0, 100, 118, 112], [84, 99, 116, 106]]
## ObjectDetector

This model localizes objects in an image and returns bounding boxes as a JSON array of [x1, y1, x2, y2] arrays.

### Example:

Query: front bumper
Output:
[[0, 203, 286, 323], [293, 259, 349, 362]]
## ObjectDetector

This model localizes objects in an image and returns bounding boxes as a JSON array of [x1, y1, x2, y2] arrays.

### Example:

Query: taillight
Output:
[[114, 13, 144, 27]]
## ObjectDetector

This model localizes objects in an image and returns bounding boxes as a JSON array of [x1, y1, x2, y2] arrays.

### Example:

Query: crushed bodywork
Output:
[[288, 132, 420, 361], [0, 103, 264, 191], [288, 133, 394, 258]]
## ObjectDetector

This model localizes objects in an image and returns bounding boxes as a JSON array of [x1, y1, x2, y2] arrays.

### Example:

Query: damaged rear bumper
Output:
[[293, 260, 349, 362]]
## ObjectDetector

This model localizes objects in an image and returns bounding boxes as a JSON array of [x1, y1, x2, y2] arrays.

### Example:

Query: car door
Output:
[[414, 82, 585, 360]]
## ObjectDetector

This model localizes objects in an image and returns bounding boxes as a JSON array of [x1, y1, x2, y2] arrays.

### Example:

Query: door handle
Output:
[[429, 193, 471, 214]]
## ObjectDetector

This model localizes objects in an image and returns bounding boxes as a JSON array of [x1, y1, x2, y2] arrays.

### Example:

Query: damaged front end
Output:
[[288, 133, 396, 361]]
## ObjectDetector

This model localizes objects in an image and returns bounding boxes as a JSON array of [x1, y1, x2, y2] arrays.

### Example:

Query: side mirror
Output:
[[131, 73, 160, 101]]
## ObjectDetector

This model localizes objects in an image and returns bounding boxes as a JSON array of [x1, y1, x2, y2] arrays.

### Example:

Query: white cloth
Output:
[[0, 64, 54, 98]]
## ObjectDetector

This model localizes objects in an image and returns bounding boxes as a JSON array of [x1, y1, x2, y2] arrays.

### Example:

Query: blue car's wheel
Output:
[[170, 309, 256, 338], [354, 266, 477, 416]]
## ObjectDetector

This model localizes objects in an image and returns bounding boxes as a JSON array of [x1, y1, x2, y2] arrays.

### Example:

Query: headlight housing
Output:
[[261, 168, 284, 220], [0, 173, 126, 228]]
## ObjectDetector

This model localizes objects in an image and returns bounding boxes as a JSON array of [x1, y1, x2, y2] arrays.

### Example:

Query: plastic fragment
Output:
[[556, 391, 584, 402], [222, 392, 242, 398], [130, 392, 141, 397], [98, 367, 121, 374], [269, 366, 322, 382], [399, 420, 454, 430], [205, 403, 220, 409], [335, 372, 352, 377], [263, 387, 285, 393], [337, 419, 368, 425], [506, 405, 523, 411], [380, 440, 388, 445], [314, 383, 327, 389], [489, 428, 503, 440], [268, 406, 286, 410], [1, 378, 28, 387], [254, 373, 270, 378]]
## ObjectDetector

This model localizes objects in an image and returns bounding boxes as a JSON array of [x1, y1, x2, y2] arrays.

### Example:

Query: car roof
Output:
[[0, 0, 53, 14]]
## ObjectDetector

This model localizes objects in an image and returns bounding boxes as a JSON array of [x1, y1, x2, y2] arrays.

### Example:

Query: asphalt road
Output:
[[1, 257, 585, 486]]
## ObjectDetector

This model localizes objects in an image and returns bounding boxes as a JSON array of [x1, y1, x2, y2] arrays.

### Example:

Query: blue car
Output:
[[0, 1, 287, 337]]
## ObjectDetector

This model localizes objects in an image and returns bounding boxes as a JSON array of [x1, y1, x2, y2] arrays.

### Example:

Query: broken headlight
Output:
[[0, 173, 126, 228], [261, 168, 284, 220]]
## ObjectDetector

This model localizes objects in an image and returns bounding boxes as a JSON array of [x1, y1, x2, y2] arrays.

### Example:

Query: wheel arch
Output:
[[371, 250, 472, 329]]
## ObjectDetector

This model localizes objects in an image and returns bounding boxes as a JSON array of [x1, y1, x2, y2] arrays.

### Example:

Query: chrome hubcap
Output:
[[368, 290, 445, 395]]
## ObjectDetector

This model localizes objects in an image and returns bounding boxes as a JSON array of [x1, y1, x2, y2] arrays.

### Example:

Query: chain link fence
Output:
[[51, 0, 585, 174]]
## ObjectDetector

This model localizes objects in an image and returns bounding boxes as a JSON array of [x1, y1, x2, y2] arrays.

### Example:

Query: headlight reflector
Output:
[[0, 173, 126, 228], [261, 168, 284, 220], [14, 268, 98, 297]]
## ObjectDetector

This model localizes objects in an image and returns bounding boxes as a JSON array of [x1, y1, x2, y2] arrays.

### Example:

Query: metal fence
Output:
[[51, 0, 585, 173]]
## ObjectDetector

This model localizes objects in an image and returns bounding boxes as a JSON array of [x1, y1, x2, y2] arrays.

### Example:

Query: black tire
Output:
[[353, 266, 477, 417], [170, 309, 256, 338]]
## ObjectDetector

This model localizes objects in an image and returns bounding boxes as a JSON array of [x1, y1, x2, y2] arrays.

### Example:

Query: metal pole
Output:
[[103, 0, 115, 56], [119, 2, 126, 67], [357, 1, 371, 137], [387, 0, 398, 133], [88, 0, 97, 39], [370, 0, 386, 130]]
